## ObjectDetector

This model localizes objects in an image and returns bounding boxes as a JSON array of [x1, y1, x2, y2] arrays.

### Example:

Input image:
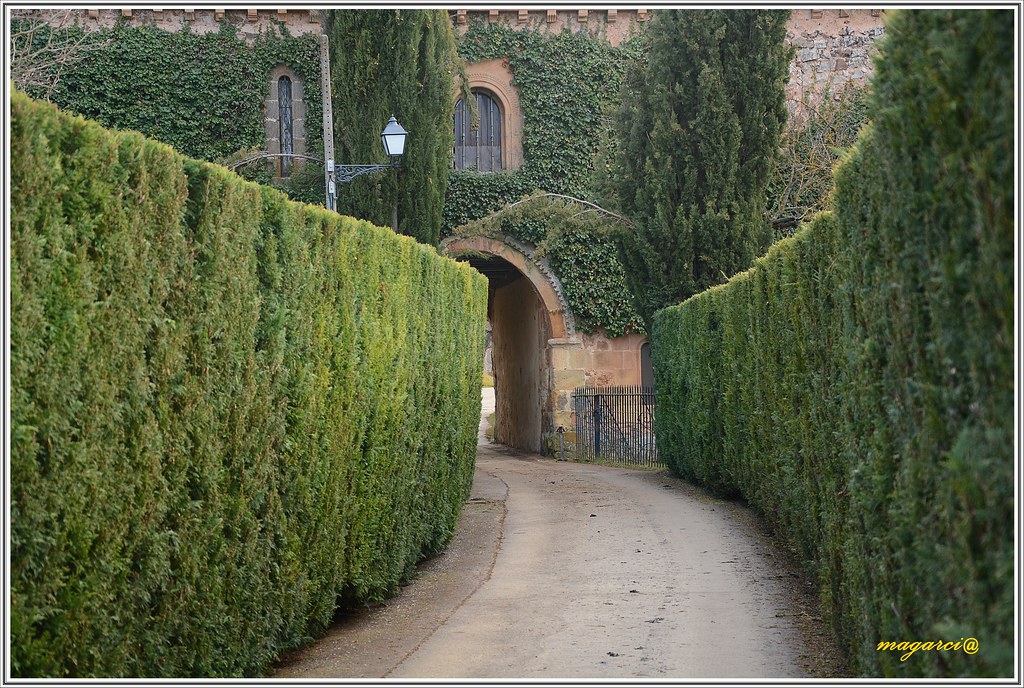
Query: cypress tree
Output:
[[326, 10, 460, 245], [613, 9, 791, 324]]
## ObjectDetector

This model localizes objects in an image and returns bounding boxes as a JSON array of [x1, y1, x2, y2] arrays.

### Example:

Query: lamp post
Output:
[[326, 115, 408, 211], [227, 115, 408, 214]]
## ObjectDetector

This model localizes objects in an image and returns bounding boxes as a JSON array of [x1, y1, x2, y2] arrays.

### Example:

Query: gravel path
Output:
[[274, 388, 843, 679]]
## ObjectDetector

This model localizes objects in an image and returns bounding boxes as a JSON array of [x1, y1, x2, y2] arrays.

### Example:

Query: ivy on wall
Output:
[[444, 21, 644, 233], [34, 19, 322, 198], [452, 194, 644, 337], [445, 21, 646, 337]]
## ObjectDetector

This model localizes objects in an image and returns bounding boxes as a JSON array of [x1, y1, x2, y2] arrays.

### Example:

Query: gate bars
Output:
[[572, 386, 661, 467]]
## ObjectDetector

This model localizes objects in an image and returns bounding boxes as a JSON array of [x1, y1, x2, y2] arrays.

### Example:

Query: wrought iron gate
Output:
[[572, 386, 660, 467]]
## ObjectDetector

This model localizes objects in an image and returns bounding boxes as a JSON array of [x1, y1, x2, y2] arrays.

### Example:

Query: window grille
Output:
[[454, 90, 503, 172], [278, 76, 293, 177]]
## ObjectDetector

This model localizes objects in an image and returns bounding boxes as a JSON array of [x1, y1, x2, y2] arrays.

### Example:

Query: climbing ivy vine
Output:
[[444, 21, 645, 233], [445, 20, 646, 337], [32, 19, 322, 199]]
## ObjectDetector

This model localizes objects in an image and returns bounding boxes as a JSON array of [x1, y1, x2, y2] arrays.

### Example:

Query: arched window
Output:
[[278, 76, 294, 177], [454, 90, 503, 172], [265, 65, 306, 181]]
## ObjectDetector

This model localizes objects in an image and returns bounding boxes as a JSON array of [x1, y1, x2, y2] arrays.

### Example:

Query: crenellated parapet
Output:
[[54, 8, 323, 41], [452, 8, 650, 46]]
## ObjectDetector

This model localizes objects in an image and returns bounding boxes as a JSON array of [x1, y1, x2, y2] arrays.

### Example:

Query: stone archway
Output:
[[443, 234, 649, 456], [442, 235, 578, 454], [443, 234, 574, 338]]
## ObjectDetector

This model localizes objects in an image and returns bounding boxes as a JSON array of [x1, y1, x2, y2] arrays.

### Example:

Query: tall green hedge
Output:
[[652, 10, 1012, 677], [10, 91, 487, 677]]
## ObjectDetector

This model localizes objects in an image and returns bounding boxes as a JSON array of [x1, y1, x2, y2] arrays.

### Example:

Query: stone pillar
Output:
[[546, 337, 587, 455]]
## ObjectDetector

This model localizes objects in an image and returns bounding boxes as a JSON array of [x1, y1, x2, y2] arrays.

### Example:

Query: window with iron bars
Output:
[[454, 90, 503, 172]]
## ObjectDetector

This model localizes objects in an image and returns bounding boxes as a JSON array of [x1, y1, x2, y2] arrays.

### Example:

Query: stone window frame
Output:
[[457, 59, 524, 171], [264, 64, 307, 180]]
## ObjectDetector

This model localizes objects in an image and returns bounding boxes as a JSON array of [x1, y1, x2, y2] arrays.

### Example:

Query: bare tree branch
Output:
[[503, 192, 635, 227], [767, 85, 869, 237], [9, 9, 111, 100]]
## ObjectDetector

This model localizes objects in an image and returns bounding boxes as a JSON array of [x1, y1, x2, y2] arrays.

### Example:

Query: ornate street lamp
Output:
[[327, 115, 408, 210], [228, 115, 408, 213], [380, 115, 408, 158]]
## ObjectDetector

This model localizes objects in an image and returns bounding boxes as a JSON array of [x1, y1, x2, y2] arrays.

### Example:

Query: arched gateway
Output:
[[442, 234, 577, 454], [443, 234, 648, 456]]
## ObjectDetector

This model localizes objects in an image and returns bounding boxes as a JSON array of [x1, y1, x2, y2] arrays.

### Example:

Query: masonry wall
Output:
[[492, 276, 546, 453], [547, 330, 647, 455], [784, 9, 886, 126]]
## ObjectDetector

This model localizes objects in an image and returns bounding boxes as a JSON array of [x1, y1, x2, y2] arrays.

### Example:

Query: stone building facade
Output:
[[69, 7, 885, 128], [446, 8, 885, 454], [785, 9, 886, 126], [451, 8, 885, 137]]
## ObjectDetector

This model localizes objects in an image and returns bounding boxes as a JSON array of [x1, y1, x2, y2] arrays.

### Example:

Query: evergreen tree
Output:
[[326, 10, 461, 245], [613, 10, 791, 324]]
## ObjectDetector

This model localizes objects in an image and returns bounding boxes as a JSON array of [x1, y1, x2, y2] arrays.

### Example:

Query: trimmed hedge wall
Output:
[[10, 91, 487, 677], [651, 10, 1012, 677]]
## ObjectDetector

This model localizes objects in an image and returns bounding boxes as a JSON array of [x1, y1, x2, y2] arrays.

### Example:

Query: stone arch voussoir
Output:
[[441, 234, 575, 339]]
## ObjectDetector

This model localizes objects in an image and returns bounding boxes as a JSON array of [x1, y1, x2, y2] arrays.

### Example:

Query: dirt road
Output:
[[274, 389, 841, 679]]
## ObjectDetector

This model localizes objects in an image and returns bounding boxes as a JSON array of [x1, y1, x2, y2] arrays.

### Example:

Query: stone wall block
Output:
[[553, 369, 586, 390], [550, 346, 570, 369], [593, 350, 624, 370]]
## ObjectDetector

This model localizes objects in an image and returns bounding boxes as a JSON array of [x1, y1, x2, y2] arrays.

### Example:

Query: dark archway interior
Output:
[[459, 255, 547, 452], [462, 255, 521, 290]]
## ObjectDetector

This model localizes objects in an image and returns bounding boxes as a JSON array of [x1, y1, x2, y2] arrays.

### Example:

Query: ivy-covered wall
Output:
[[444, 22, 644, 232], [445, 22, 646, 337], [28, 19, 322, 198]]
